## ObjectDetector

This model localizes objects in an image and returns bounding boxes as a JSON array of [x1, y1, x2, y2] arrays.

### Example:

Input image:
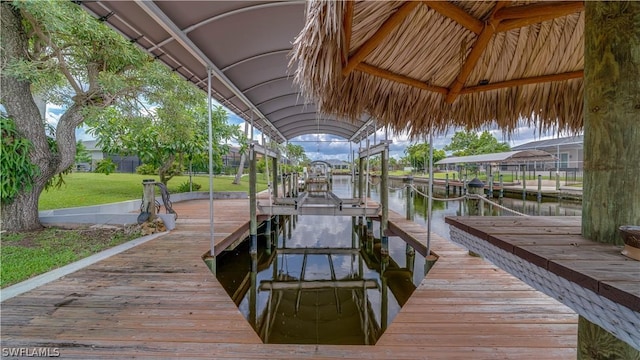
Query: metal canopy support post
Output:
[[272, 153, 279, 199], [426, 131, 435, 272], [249, 142, 257, 254], [349, 141, 354, 196], [207, 68, 216, 272], [364, 135, 371, 217], [380, 138, 389, 255], [358, 141, 365, 203]]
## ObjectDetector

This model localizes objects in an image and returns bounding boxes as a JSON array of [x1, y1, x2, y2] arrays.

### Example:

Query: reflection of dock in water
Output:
[[216, 214, 417, 344]]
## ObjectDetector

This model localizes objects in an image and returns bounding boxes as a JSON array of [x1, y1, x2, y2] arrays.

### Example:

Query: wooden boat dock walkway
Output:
[[445, 216, 640, 349], [1, 199, 577, 359]]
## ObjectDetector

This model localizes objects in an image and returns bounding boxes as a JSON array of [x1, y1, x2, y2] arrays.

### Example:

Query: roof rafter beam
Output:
[[444, 1, 508, 104], [356, 63, 448, 94], [494, 1, 584, 21], [460, 70, 583, 94], [496, 2, 585, 32], [422, 1, 483, 34], [342, 0, 354, 66], [342, 1, 420, 76]]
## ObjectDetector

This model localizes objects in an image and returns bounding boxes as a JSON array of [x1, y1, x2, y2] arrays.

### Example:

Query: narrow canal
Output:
[[214, 175, 581, 345]]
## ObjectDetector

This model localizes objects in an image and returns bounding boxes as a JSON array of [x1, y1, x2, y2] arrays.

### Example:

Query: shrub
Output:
[[0, 115, 38, 204], [95, 158, 117, 175], [176, 181, 201, 193], [136, 164, 157, 175]]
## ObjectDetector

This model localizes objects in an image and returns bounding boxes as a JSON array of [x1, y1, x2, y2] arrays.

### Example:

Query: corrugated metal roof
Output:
[[436, 150, 555, 165], [512, 136, 583, 150]]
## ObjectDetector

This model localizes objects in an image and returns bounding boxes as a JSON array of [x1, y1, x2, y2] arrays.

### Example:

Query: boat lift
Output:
[[258, 190, 380, 216]]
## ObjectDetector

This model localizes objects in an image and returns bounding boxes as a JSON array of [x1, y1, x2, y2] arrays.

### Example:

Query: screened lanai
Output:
[[435, 149, 556, 166]]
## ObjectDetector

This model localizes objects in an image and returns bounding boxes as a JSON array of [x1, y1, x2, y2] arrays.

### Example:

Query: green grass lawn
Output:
[[2, 172, 269, 288], [1, 227, 142, 288], [39, 172, 268, 210]]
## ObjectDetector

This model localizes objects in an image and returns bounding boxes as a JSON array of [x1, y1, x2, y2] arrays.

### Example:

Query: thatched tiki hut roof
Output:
[[290, 1, 584, 138]]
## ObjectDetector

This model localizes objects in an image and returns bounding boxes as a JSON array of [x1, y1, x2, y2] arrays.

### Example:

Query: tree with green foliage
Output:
[[75, 140, 92, 166], [0, 114, 39, 205], [403, 142, 446, 172], [87, 64, 240, 185], [1, 1, 151, 231], [285, 143, 308, 168], [444, 130, 510, 156]]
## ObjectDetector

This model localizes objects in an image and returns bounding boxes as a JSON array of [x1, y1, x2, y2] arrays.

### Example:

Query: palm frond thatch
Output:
[[290, 1, 584, 138]]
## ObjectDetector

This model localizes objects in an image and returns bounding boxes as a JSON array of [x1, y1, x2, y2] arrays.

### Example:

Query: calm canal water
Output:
[[214, 175, 580, 345]]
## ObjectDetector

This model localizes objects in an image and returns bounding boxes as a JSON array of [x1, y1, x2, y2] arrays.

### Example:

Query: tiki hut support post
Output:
[[581, 2, 640, 357]]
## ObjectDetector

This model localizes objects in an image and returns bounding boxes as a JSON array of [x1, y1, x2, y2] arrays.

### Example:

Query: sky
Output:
[[45, 102, 569, 162], [222, 108, 566, 162]]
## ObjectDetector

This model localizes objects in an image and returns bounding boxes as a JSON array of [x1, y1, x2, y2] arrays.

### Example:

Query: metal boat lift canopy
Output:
[[81, 1, 379, 143]]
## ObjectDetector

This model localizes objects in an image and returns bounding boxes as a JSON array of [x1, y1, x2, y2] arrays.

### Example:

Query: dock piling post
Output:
[[445, 173, 449, 196], [499, 174, 504, 198], [537, 174, 542, 202], [467, 178, 485, 216], [406, 245, 415, 272], [265, 219, 272, 255], [488, 174, 494, 198], [141, 179, 157, 221], [404, 176, 414, 221], [522, 166, 527, 200]]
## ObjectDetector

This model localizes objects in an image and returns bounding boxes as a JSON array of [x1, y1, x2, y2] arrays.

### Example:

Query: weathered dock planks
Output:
[[1, 199, 577, 359]]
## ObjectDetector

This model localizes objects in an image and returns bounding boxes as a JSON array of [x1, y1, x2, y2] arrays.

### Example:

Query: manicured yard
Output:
[[39, 172, 268, 210], [1, 226, 141, 288], [2, 172, 268, 287]]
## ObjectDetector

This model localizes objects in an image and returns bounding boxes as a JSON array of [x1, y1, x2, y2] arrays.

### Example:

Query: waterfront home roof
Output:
[[290, 1, 584, 138], [511, 135, 584, 150], [436, 149, 556, 165]]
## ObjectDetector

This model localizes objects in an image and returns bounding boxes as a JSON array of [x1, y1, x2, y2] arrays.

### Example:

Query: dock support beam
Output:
[[249, 143, 257, 254]]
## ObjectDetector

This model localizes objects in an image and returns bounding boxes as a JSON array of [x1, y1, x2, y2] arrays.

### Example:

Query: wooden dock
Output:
[[1, 199, 577, 359], [445, 216, 639, 350]]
